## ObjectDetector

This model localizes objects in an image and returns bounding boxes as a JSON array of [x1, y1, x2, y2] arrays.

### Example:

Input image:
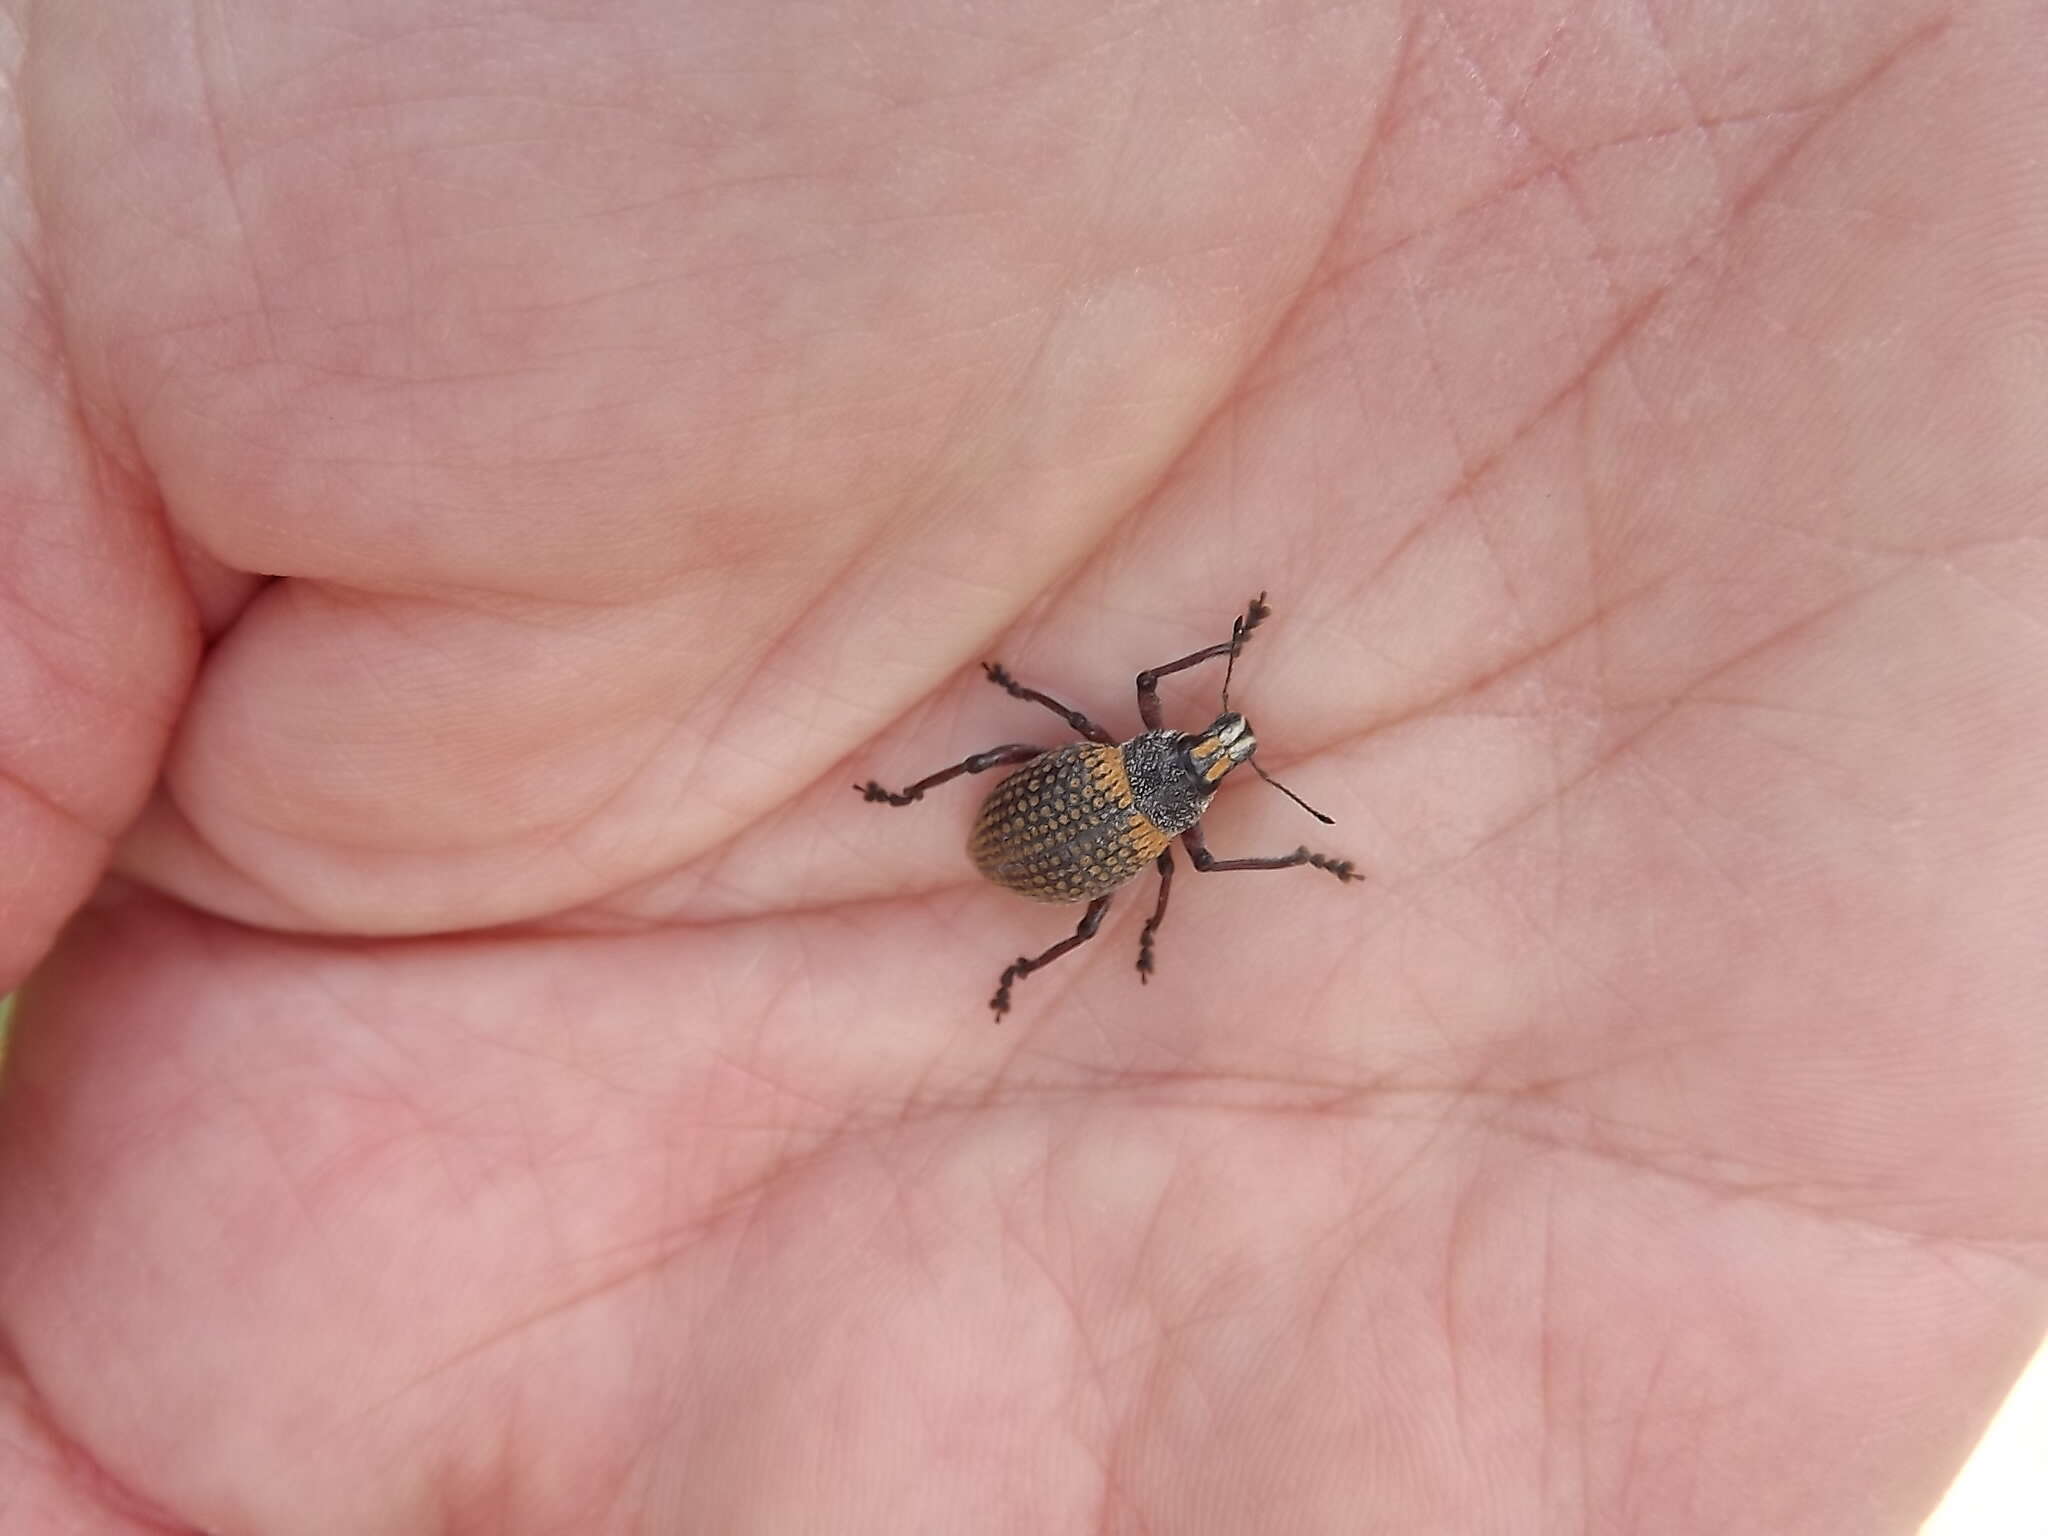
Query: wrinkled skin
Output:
[[2, 0, 2045, 1531]]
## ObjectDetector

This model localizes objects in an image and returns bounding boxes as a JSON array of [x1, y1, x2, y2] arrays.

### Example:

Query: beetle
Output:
[[856, 593, 1359, 1018]]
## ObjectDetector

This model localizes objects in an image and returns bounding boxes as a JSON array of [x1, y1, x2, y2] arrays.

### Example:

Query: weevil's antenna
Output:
[[1218, 604, 1335, 824], [1220, 612, 1247, 712], [1252, 760, 1335, 824]]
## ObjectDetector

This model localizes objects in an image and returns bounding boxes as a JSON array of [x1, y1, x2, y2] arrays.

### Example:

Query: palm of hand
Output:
[[1, 2, 2044, 1531]]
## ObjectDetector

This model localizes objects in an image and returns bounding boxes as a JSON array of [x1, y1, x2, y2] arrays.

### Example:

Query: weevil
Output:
[[856, 593, 1359, 1019]]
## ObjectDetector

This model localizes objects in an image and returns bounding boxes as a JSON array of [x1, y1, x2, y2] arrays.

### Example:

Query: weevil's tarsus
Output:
[[1181, 822, 1359, 882], [1136, 850, 1174, 982], [854, 742, 1047, 807], [991, 896, 1112, 1020]]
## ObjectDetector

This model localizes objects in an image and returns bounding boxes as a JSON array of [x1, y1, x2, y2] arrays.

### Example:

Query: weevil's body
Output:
[[856, 593, 1357, 1019], [969, 727, 1244, 902]]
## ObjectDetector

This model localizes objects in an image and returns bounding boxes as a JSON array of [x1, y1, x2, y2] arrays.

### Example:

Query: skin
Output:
[[1, 0, 2044, 1530]]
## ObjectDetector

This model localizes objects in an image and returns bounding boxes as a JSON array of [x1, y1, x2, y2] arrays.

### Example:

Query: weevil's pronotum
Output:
[[856, 593, 1359, 1019]]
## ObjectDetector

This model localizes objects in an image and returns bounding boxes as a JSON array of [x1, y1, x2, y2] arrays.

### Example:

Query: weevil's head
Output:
[[1184, 710, 1336, 827], [1182, 712, 1257, 788]]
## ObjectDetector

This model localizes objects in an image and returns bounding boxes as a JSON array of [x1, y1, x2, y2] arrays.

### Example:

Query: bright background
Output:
[[1922, 1342, 2048, 1535]]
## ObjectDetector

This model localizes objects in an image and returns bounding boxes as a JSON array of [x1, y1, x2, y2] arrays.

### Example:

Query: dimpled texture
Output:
[[969, 743, 1171, 903]]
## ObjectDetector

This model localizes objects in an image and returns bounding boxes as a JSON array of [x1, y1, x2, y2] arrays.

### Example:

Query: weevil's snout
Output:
[[1185, 712, 1257, 786]]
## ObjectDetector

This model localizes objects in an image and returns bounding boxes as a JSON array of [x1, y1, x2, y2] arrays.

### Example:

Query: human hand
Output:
[[2, 1, 2044, 1529]]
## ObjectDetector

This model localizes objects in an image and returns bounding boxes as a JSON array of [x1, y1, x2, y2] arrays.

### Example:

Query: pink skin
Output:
[[2, 0, 2045, 1530]]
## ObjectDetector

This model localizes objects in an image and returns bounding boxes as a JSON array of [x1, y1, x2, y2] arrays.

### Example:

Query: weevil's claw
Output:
[[856, 781, 919, 806], [1305, 851, 1360, 883], [1240, 592, 1271, 638], [989, 955, 1037, 1021]]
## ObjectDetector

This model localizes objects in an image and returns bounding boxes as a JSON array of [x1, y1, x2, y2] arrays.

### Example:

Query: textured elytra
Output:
[[969, 743, 1172, 903]]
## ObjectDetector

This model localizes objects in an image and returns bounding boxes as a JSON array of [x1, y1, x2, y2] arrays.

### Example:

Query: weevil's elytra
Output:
[[968, 741, 1170, 902], [855, 593, 1359, 1020]]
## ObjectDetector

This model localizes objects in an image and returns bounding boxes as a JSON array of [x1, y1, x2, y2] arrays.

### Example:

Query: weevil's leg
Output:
[[981, 663, 1116, 745], [991, 896, 1113, 1020], [855, 744, 1046, 807], [1135, 591, 1272, 728], [1180, 823, 1360, 883], [1136, 851, 1174, 983]]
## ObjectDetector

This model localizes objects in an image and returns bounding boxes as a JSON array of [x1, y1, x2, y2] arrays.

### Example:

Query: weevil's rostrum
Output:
[[857, 593, 1358, 1019]]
